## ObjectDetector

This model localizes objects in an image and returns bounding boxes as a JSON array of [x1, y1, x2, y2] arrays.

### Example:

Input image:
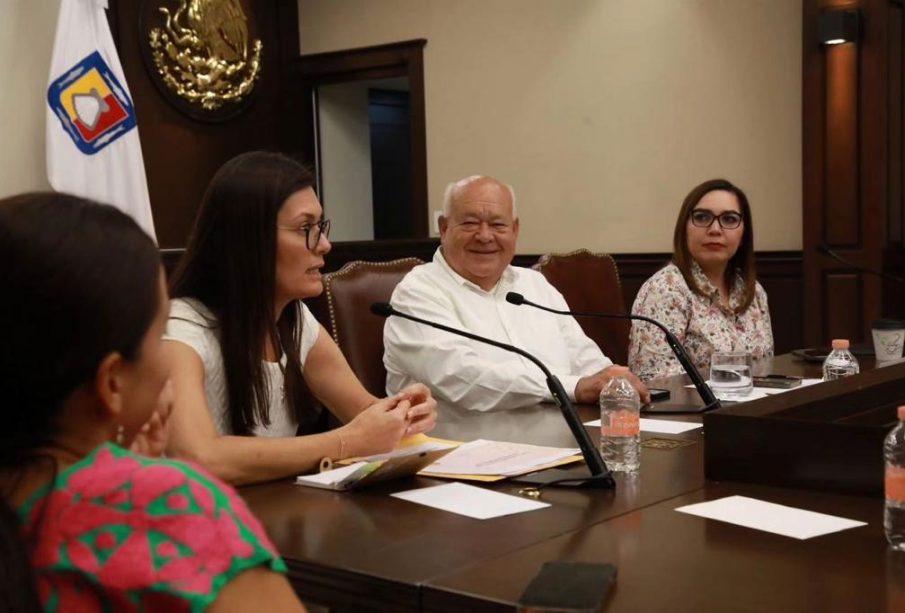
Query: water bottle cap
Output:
[[899, 405, 905, 421], [831, 339, 850, 350], [601, 372, 639, 400], [604, 374, 630, 387]]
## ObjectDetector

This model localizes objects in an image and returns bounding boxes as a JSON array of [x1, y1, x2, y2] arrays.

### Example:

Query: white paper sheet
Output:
[[423, 439, 579, 476], [583, 418, 702, 434], [639, 418, 702, 434], [685, 378, 823, 400], [674, 495, 867, 539], [391, 482, 550, 519]]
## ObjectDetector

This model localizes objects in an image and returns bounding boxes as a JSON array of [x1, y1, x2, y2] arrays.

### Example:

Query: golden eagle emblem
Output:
[[148, 0, 262, 111]]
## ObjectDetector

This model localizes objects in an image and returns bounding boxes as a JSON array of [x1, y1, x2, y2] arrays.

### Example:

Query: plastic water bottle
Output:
[[822, 339, 860, 381], [599, 374, 640, 472], [885, 406, 905, 551]]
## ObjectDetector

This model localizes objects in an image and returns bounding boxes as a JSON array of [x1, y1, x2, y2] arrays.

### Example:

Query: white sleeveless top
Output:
[[164, 298, 321, 437]]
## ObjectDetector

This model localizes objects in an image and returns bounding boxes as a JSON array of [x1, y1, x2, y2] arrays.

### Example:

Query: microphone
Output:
[[505, 292, 721, 414], [817, 243, 905, 284], [370, 301, 615, 489]]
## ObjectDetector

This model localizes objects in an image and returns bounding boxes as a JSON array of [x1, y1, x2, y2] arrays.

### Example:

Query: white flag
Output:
[[46, 0, 156, 241]]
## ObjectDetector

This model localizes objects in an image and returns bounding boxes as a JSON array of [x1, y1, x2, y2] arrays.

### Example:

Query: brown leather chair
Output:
[[533, 249, 630, 365], [322, 258, 424, 396]]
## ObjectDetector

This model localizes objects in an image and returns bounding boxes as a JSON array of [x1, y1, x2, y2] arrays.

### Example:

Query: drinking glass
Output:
[[710, 351, 753, 400]]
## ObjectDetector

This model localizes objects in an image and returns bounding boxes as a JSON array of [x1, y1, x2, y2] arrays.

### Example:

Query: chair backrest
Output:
[[533, 249, 630, 365], [322, 258, 424, 396]]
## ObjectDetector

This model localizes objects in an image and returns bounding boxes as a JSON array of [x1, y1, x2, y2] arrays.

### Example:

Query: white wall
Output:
[[318, 81, 375, 241], [0, 0, 59, 196], [0, 1, 803, 253], [297, 0, 802, 253]]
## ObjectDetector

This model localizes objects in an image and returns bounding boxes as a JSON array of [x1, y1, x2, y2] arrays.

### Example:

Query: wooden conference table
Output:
[[240, 355, 904, 612]]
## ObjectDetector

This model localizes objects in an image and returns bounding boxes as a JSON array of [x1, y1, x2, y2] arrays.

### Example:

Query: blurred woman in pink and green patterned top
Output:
[[0, 193, 304, 612]]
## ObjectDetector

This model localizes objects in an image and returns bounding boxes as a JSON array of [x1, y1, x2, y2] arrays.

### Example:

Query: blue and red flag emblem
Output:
[[47, 50, 137, 155]]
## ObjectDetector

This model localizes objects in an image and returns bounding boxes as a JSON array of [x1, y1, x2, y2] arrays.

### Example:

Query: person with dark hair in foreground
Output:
[[165, 151, 437, 485], [0, 193, 305, 611], [628, 178, 774, 381]]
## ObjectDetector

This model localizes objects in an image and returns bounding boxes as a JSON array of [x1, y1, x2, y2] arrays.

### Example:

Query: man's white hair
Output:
[[441, 175, 518, 219]]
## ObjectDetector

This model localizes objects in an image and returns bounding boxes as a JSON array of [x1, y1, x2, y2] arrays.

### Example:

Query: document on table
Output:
[[359, 440, 457, 462], [675, 495, 867, 539], [685, 378, 823, 400], [294, 437, 458, 491], [295, 462, 374, 490], [583, 417, 702, 434], [391, 482, 550, 519], [421, 439, 580, 477]]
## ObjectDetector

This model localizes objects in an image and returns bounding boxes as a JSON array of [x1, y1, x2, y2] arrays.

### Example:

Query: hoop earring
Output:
[[114, 425, 124, 446]]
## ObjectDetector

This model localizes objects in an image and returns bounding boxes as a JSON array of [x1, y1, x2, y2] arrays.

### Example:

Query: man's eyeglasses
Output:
[[278, 219, 331, 250], [689, 209, 743, 230]]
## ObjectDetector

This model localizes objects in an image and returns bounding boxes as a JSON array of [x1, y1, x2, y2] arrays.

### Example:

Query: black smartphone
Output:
[[649, 388, 671, 402], [752, 375, 802, 389]]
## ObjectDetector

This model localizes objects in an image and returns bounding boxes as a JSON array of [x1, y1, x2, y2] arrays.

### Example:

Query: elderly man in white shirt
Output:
[[383, 175, 648, 442]]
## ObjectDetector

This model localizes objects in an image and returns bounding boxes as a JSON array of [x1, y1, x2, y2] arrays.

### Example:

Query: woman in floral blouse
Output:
[[628, 179, 774, 381], [0, 193, 304, 612]]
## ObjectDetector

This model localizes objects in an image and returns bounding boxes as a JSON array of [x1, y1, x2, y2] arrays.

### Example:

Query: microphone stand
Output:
[[371, 303, 615, 489], [505, 292, 721, 414], [817, 243, 905, 284]]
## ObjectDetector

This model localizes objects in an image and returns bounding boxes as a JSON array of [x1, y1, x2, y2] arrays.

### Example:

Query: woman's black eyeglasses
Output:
[[278, 219, 331, 250], [689, 209, 742, 230]]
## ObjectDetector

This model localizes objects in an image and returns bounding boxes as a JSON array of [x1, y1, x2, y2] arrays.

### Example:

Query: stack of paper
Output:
[[296, 462, 376, 490], [295, 440, 457, 491], [420, 439, 581, 479], [584, 417, 702, 434], [295, 437, 583, 487], [359, 440, 456, 461]]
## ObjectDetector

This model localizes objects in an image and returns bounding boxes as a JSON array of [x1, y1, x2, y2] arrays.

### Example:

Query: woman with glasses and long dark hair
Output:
[[0, 193, 304, 612], [164, 151, 437, 485], [628, 178, 774, 381]]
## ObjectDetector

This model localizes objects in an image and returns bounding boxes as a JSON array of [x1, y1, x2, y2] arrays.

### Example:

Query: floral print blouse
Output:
[[628, 262, 774, 381]]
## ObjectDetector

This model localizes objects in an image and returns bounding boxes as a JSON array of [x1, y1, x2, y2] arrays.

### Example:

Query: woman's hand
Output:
[[340, 394, 410, 458], [397, 383, 438, 436], [131, 379, 174, 457]]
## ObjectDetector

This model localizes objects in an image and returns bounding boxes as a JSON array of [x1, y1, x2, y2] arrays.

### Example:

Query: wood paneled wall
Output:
[[108, 1, 308, 248], [803, 0, 905, 346]]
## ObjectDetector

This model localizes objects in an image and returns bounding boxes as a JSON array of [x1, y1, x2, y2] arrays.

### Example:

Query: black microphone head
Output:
[[817, 243, 832, 255], [505, 292, 525, 305], [370, 302, 394, 317]]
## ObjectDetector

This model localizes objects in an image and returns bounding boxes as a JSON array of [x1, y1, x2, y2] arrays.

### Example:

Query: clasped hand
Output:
[[575, 365, 651, 404], [343, 383, 438, 458]]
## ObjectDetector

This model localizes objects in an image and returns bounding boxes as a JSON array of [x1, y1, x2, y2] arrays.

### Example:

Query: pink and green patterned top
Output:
[[18, 443, 286, 612]]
